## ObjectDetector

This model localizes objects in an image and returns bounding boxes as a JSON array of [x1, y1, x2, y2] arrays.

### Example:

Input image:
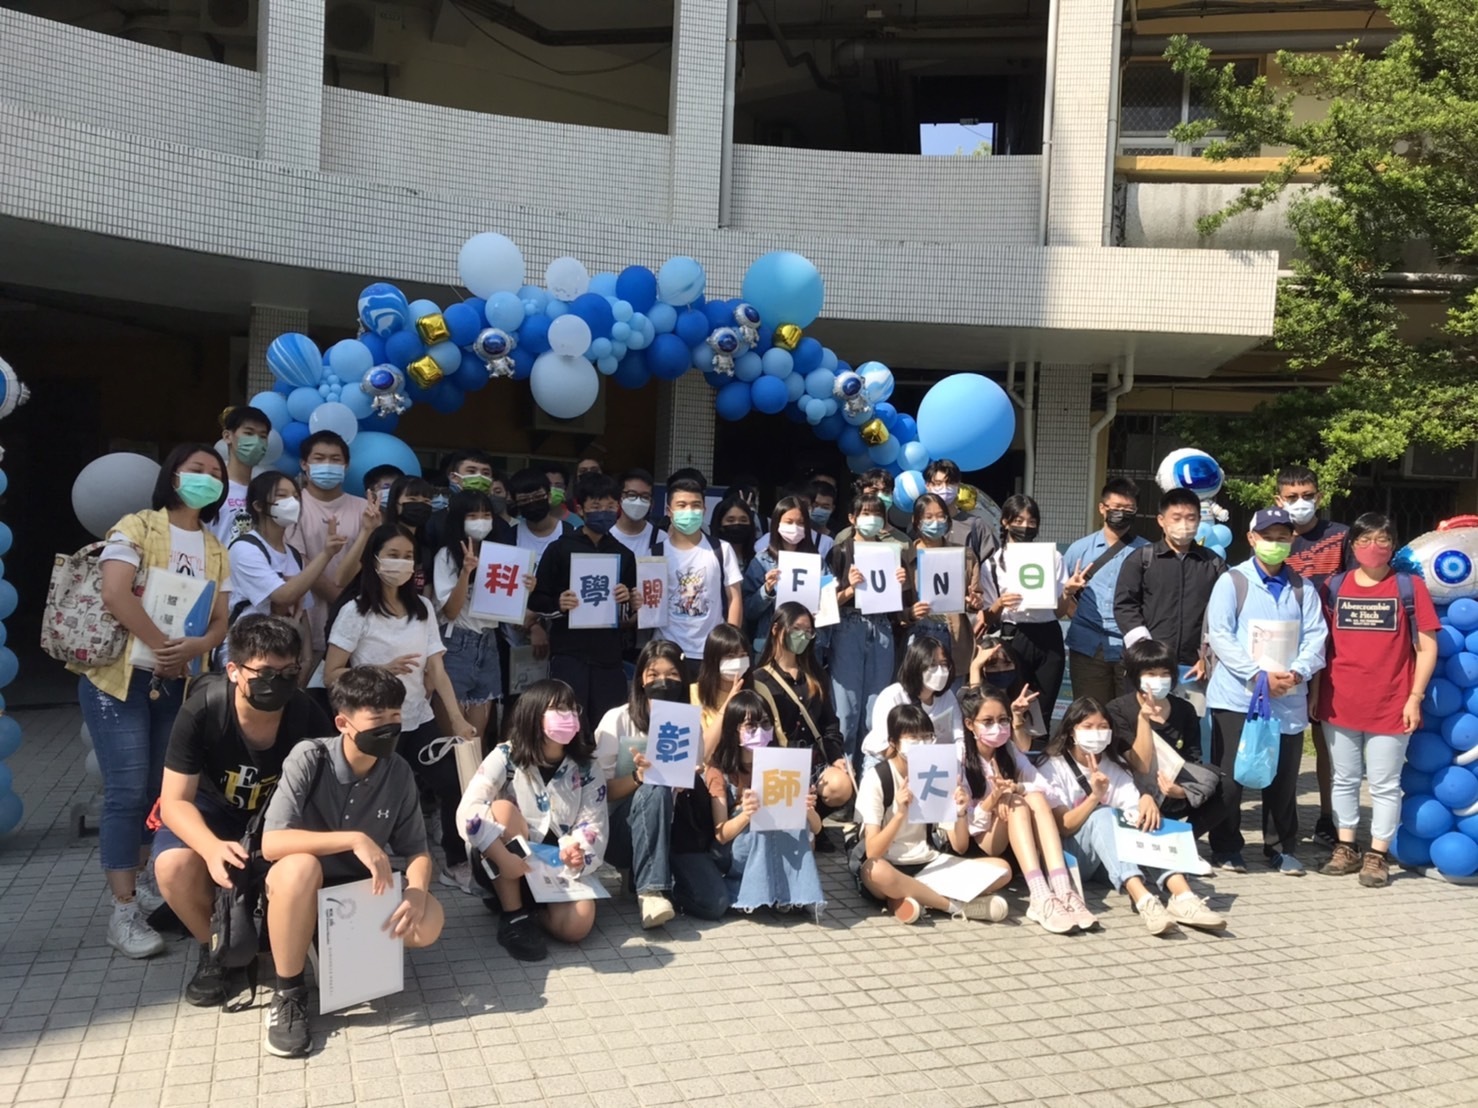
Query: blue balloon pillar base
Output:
[[0, 465, 19, 837]]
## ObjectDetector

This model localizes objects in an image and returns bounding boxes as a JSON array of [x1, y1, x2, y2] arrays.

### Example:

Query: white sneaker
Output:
[[438, 862, 473, 895], [639, 893, 676, 929], [107, 901, 165, 959], [951, 894, 1010, 922], [134, 869, 165, 917], [1134, 894, 1178, 936], [1166, 892, 1227, 931]]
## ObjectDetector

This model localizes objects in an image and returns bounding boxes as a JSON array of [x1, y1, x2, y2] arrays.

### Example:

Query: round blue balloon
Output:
[[279, 420, 311, 460], [869, 438, 900, 465], [287, 387, 324, 423], [0, 792, 20, 836], [427, 341, 462, 374], [340, 384, 375, 419], [657, 257, 706, 306], [735, 353, 764, 383], [612, 350, 651, 390], [784, 371, 806, 403], [837, 426, 866, 457], [519, 315, 552, 356], [0, 647, 17, 689], [1447, 652, 1478, 689], [917, 374, 1016, 472], [571, 293, 616, 338], [1437, 624, 1468, 658], [741, 251, 825, 328], [588, 273, 618, 298], [813, 413, 844, 442], [715, 381, 753, 422], [1431, 830, 1478, 877], [384, 330, 424, 369], [675, 310, 709, 348], [327, 339, 374, 383], [0, 715, 18, 760], [345, 432, 421, 496], [0, 581, 14, 622], [358, 283, 410, 337], [760, 349, 793, 378], [804, 368, 834, 399], [1450, 598, 1478, 632], [1425, 677, 1463, 720], [895, 470, 927, 512], [266, 333, 323, 388], [647, 334, 692, 381], [428, 381, 465, 414], [485, 292, 525, 333], [791, 338, 824, 376], [616, 266, 658, 313], [1391, 828, 1431, 867], [1402, 792, 1455, 838], [648, 303, 678, 334], [442, 302, 483, 346], [703, 301, 732, 329], [750, 376, 789, 415], [894, 414, 918, 442], [1432, 764, 1478, 809], [510, 347, 535, 382], [1401, 764, 1433, 795], [1442, 712, 1478, 754], [248, 390, 291, 431], [901, 440, 931, 471], [1409, 730, 1455, 773], [454, 351, 490, 393]]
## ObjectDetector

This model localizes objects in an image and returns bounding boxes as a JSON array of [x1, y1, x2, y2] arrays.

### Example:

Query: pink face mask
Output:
[[543, 710, 580, 745], [1353, 544, 1392, 570], [974, 722, 1011, 749], [740, 725, 773, 749]]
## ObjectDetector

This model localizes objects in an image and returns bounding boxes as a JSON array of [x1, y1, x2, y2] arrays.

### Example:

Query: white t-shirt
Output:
[[501, 522, 564, 648], [593, 705, 646, 781], [609, 522, 655, 558], [657, 536, 743, 657], [862, 684, 963, 757], [103, 524, 207, 580], [227, 531, 314, 621], [1036, 752, 1141, 813], [433, 548, 501, 635], [327, 596, 445, 730], [989, 547, 1067, 624], [210, 481, 252, 547], [955, 741, 1044, 835], [854, 759, 938, 866]]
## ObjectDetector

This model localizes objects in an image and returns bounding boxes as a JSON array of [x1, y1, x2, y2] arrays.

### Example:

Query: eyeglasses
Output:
[[1351, 537, 1393, 549], [241, 663, 302, 682]]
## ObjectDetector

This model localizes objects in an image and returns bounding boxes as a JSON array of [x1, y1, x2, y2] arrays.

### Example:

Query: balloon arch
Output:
[[252, 235, 1017, 505]]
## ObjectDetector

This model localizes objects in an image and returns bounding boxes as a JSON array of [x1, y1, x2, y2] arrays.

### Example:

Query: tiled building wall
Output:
[[1033, 364, 1094, 541], [655, 373, 716, 482], [668, 0, 728, 227], [256, 0, 324, 167], [1046, 0, 1117, 246]]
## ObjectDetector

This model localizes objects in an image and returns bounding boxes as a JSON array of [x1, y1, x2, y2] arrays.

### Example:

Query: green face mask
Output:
[[458, 474, 492, 493], [233, 434, 267, 465], [877, 492, 893, 511], [670, 508, 704, 535], [549, 487, 566, 508], [786, 630, 815, 655], [176, 472, 223, 510], [1255, 539, 1292, 567]]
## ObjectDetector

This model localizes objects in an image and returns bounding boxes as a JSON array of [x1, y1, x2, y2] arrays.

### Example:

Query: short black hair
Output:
[[1123, 638, 1177, 687], [228, 614, 302, 665], [224, 405, 271, 433], [806, 479, 836, 504], [299, 430, 350, 464], [1101, 476, 1139, 502], [444, 448, 494, 477], [1159, 487, 1202, 514], [620, 468, 654, 492], [1348, 511, 1396, 548], [363, 463, 405, 490], [668, 476, 705, 499], [1275, 464, 1318, 491], [509, 467, 551, 498], [330, 665, 406, 714], [885, 703, 935, 751], [924, 459, 961, 484], [666, 467, 707, 491], [573, 473, 620, 507], [858, 468, 895, 494], [543, 460, 571, 482], [152, 443, 228, 523]]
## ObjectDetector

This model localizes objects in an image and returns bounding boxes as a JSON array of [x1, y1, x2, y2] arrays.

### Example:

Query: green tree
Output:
[[1163, 0, 1478, 503]]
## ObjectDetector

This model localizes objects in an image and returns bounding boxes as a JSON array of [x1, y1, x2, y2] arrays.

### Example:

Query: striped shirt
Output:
[[1285, 519, 1351, 589]]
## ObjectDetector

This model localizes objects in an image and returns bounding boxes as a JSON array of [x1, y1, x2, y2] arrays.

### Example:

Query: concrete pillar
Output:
[[667, 0, 730, 226], [1033, 364, 1095, 542], [257, 0, 325, 166], [655, 373, 716, 483], [247, 305, 309, 397], [1046, 0, 1117, 246]]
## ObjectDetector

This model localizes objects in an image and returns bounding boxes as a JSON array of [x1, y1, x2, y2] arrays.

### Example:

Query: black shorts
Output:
[[154, 794, 249, 857]]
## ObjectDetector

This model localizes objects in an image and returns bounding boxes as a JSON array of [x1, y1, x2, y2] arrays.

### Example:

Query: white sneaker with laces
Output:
[[438, 862, 473, 895], [134, 869, 165, 916], [1166, 892, 1227, 931], [1135, 894, 1178, 936], [639, 893, 676, 929], [107, 901, 165, 959]]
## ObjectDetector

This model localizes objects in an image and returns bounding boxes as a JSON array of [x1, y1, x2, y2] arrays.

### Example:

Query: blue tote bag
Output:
[[1233, 672, 1279, 789]]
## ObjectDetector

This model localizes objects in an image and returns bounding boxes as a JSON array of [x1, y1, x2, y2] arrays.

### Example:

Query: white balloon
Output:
[[545, 256, 590, 302], [458, 232, 525, 298], [85, 750, 100, 779], [307, 401, 360, 445], [71, 452, 162, 538], [263, 428, 284, 464], [530, 353, 600, 420], [548, 314, 593, 358], [79, 722, 93, 749]]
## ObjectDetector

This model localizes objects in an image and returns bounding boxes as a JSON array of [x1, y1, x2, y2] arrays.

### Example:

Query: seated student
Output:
[[853, 704, 1011, 924], [694, 622, 752, 759], [706, 691, 824, 917], [860, 634, 964, 768], [1037, 698, 1226, 936], [156, 616, 332, 1007], [597, 640, 729, 929], [260, 666, 446, 1057], [457, 679, 610, 963], [1105, 639, 1228, 839], [953, 684, 1094, 934]]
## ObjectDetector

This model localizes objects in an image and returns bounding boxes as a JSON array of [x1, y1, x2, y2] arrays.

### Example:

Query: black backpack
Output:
[[845, 762, 933, 877]]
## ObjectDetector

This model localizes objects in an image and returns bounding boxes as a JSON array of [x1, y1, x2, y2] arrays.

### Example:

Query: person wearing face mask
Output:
[[1315, 513, 1438, 888], [705, 690, 826, 916], [419, 450, 511, 583], [923, 458, 1001, 565], [530, 474, 638, 725], [261, 666, 445, 1056], [692, 623, 754, 762], [1204, 507, 1329, 876], [154, 616, 331, 1008], [457, 679, 610, 962], [710, 493, 760, 571], [654, 477, 744, 681], [610, 468, 657, 558], [507, 467, 575, 668], [73, 442, 234, 959], [744, 495, 822, 654], [597, 640, 730, 929], [1063, 478, 1151, 705], [985, 494, 1075, 717], [211, 405, 273, 545], [860, 636, 964, 769], [1038, 698, 1227, 934], [289, 431, 368, 665], [325, 526, 477, 893], [905, 493, 985, 679], [832, 470, 911, 547], [544, 460, 582, 527], [363, 464, 405, 516], [1115, 487, 1227, 685]]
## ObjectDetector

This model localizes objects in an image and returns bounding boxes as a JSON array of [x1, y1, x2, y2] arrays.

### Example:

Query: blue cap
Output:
[[1250, 507, 1292, 532]]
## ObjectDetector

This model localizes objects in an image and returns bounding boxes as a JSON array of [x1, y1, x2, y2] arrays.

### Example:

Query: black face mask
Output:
[[985, 670, 1017, 691], [243, 673, 296, 713], [519, 499, 551, 524], [717, 523, 753, 548], [398, 502, 433, 528], [1006, 525, 1039, 542], [645, 678, 688, 704], [351, 723, 401, 760], [1104, 509, 1135, 532]]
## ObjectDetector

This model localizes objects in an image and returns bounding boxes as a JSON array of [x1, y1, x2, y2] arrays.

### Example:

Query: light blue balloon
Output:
[[610, 341, 628, 359], [691, 343, 716, 372], [741, 251, 825, 328], [843, 403, 875, 427], [859, 361, 895, 403], [546, 300, 569, 319], [0, 620, 8, 647], [895, 470, 927, 511], [341, 385, 375, 420], [648, 303, 678, 334], [597, 355, 619, 375], [901, 441, 931, 471], [734, 353, 763, 382], [591, 338, 613, 360], [345, 432, 421, 496], [485, 292, 525, 331], [249, 390, 292, 431], [427, 341, 462, 373], [266, 333, 323, 388], [0, 581, 14, 621], [519, 285, 550, 316], [916, 374, 1016, 472], [761, 349, 794, 378], [611, 322, 632, 344], [1211, 523, 1233, 547], [0, 647, 17, 688], [0, 714, 18, 759], [804, 368, 834, 399], [869, 437, 901, 465], [806, 405, 825, 426], [611, 300, 634, 323], [588, 272, 619, 297], [784, 371, 807, 402], [327, 340, 374, 383], [821, 348, 839, 371], [407, 298, 441, 321], [287, 386, 324, 423], [0, 523, 12, 558], [657, 257, 706, 306]]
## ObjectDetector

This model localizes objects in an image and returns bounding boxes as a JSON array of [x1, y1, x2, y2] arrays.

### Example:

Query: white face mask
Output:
[[464, 518, 493, 541], [269, 497, 301, 526], [1140, 675, 1172, 700], [719, 657, 749, 679], [1165, 522, 1199, 545], [922, 665, 950, 693], [899, 738, 932, 757], [1074, 728, 1113, 755], [1283, 498, 1317, 525], [621, 495, 651, 521], [777, 521, 807, 545]]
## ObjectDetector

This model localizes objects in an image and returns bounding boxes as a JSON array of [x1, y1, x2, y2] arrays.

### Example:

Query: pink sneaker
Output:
[[1026, 895, 1077, 935], [1060, 887, 1098, 931]]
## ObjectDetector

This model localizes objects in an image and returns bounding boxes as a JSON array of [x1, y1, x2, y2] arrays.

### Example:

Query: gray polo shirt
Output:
[[262, 736, 428, 861]]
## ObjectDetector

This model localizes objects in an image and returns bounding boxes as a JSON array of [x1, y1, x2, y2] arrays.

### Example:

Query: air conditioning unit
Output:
[[1403, 443, 1478, 480], [325, 0, 400, 63], [198, 0, 257, 37], [532, 386, 608, 436]]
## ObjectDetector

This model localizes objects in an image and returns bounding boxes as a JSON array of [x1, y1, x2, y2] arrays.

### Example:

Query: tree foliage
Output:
[[1163, 0, 1478, 502]]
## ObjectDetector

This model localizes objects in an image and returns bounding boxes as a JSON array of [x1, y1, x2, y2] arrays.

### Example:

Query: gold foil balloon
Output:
[[407, 355, 444, 389], [416, 313, 450, 344], [957, 485, 978, 513], [860, 419, 889, 447], [773, 324, 802, 351]]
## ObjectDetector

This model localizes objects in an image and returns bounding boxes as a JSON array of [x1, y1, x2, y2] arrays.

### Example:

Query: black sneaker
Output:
[[1312, 815, 1337, 849], [497, 910, 547, 962], [264, 988, 311, 1058], [184, 943, 226, 1007], [813, 829, 837, 854]]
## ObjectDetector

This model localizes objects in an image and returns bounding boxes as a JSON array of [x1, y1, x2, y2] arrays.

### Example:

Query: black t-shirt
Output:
[[1106, 691, 1202, 764], [164, 675, 333, 816]]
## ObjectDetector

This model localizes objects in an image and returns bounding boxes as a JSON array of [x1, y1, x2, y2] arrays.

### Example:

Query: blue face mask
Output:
[[377, 487, 390, 509], [584, 509, 617, 535], [431, 494, 449, 512], [985, 669, 1017, 690], [919, 519, 949, 540], [307, 463, 344, 491]]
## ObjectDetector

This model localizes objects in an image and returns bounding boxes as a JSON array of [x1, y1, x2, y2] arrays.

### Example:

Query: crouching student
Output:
[[952, 684, 1095, 934], [260, 666, 446, 1057], [1037, 698, 1225, 936], [597, 639, 730, 929], [457, 679, 609, 963], [706, 691, 825, 917], [852, 704, 1011, 924]]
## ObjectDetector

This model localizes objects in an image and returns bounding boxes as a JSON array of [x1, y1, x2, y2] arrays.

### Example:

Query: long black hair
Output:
[[1044, 696, 1128, 769], [709, 690, 773, 779], [958, 685, 1018, 798], [697, 623, 750, 714], [896, 634, 952, 703], [353, 523, 427, 620], [439, 489, 496, 570], [756, 601, 826, 702], [501, 678, 595, 769], [710, 492, 759, 567], [765, 495, 818, 560], [628, 638, 686, 734]]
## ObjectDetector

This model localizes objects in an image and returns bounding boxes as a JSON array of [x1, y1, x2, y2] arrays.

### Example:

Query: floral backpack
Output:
[[42, 539, 137, 666]]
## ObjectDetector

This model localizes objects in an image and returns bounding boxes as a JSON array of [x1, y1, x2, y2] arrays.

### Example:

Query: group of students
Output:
[[72, 417, 1436, 1058]]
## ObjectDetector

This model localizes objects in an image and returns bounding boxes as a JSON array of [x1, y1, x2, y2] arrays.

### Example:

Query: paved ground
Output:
[[3, 705, 1478, 1108]]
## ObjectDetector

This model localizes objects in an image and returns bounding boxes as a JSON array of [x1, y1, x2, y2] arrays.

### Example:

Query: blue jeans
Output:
[[1064, 807, 1170, 892], [78, 671, 182, 871], [613, 786, 730, 919], [830, 612, 895, 771]]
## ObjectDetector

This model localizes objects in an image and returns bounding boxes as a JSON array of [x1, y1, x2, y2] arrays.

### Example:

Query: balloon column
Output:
[[1391, 517, 1478, 880], [1156, 448, 1232, 558], [0, 356, 28, 836], [256, 235, 1016, 495]]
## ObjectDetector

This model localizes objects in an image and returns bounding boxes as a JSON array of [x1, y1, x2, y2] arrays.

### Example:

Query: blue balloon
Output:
[[1450, 598, 1478, 632], [384, 330, 424, 369], [691, 344, 716, 374], [735, 353, 764, 383], [519, 285, 550, 316], [1424, 677, 1463, 720], [326, 339, 374, 383], [750, 376, 788, 415], [813, 413, 844, 442], [1464, 628, 1478, 656], [1431, 831, 1478, 877], [704, 301, 733, 329], [358, 283, 410, 337], [546, 300, 568, 319], [0, 715, 18, 759], [428, 381, 465, 414], [612, 350, 651, 390], [453, 351, 491, 393], [478, 292, 521, 334], [657, 257, 706, 306], [1402, 793, 1455, 839], [791, 338, 824, 376], [1442, 712, 1478, 753], [1211, 523, 1234, 547], [287, 387, 323, 423], [616, 266, 658, 313], [837, 426, 866, 456], [675, 310, 709, 348], [894, 414, 918, 442], [345, 432, 421, 496], [0, 647, 17, 689], [1440, 624, 1471, 657], [1447, 652, 1478, 689], [1401, 764, 1433, 795], [571, 293, 616, 338], [0, 792, 20, 836], [427, 341, 462, 374], [784, 371, 806, 403], [761, 349, 794, 378], [804, 368, 834, 399], [1432, 764, 1478, 809], [1409, 730, 1455, 773], [248, 390, 291, 431], [588, 272, 618, 298], [894, 470, 927, 511], [647, 334, 692, 381], [873, 402, 898, 429], [916, 374, 1015, 472], [279, 420, 311, 459], [648, 303, 678, 334], [0, 581, 14, 621], [340, 384, 375, 419], [715, 381, 753, 422], [267, 333, 323, 388], [439, 302, 481, 346], [510, 347, 535, 381], [406, 298, 440, 322], [741, 251, 825, 328], [519, 315, 552, 356], [869, 438, 900, 465], [901, 441, 931, 471], [1392, 829, 1431, 867]]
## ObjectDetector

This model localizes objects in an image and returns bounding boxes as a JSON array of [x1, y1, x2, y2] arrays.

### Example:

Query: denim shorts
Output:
[[154, 792, 249, 856], [442, 624, 502, 705]]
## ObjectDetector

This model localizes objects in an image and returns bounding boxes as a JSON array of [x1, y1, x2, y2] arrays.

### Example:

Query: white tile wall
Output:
[[1047, 0, 1116, 246], [1033, 364, 1094, 540], [668, 0, 727, 227], [256, 0, 323, 166], [247, 305, 308, 396], [655, 373, 716, 481]]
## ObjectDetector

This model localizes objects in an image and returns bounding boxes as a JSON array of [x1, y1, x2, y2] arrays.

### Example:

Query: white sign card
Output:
[[853, 543, 903, 615], [568, 553, 621, 629], [507, 644, 549, 695], [129, 569, 214, 670], [775, 551, 823, 614], [469, 542, 531, 622], [1249, 619, 1300, 673], [815, 575, 840, 629], [748, 746, 813, 832], [1112, 815, 1211, 876], [916, 547, 967, 615], [906, 741, 959, 824], [914, 855, 1005, 902], [1001, 542, 1058, 612], [635, 556, 668, 629], [524, 845, 613, 903], [642, 699, 703, 788], [317, 874, 404, 1014]]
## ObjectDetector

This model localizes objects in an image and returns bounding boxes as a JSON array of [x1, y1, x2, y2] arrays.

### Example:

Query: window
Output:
[[1119, 59, 1259, 156]]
